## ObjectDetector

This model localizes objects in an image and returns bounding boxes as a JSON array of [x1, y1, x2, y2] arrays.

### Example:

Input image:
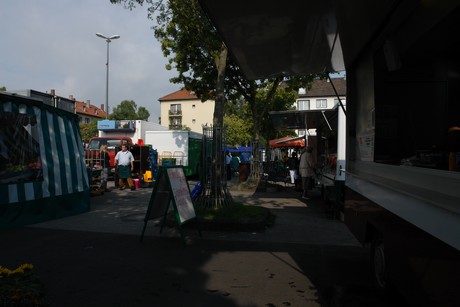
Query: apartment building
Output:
[[8, 89, 106, 124], [296, 77, 346, 136], [75, 100, 106, 124], [158, 89, 214, 133]]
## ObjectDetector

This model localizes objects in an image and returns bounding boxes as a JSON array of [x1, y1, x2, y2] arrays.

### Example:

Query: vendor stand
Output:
[[0, 92, 90, 229], [269, 108, 345, 207]]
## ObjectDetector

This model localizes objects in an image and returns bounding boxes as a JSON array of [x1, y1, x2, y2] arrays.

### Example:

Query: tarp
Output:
[[226, 146, 252, 153], [0, 92, 90, 229], [268, 136, 305, 148]]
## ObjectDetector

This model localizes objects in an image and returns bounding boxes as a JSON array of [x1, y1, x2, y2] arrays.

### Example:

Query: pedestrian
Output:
[[114, 144, 135, 191], [240, 147, 251, 164], [299, 146, 315, 200], [99, 144, 111, 192], [239, 147, 252, 182], [232, 153, 240, 176], [226, 151, 232, 180], [287, 151, 299, 185]]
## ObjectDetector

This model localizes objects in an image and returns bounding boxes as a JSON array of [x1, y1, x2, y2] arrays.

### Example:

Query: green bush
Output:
[[0, 264, 48, 306]]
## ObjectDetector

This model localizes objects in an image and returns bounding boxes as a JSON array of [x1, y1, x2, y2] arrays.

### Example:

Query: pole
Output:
[[96, 33, 119, 119], [105, 40, 110, 119]]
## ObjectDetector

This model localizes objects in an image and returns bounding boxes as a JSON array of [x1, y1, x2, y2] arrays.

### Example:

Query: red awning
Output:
[[268, 136, 305, 148]]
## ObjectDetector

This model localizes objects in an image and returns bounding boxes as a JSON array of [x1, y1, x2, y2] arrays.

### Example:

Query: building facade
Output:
[[158, 89, 214, 133], [75, 100, 106, 124], [8, 89, 106, 124], [295, 77, 346, 136]]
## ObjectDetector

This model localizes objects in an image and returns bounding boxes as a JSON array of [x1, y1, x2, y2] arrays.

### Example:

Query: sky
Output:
[[0, 0, 180, 123]]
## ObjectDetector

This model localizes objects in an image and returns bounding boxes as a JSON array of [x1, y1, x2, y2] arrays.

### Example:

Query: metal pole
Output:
[[97, 33, 119, 119], [105, 40, 110, 119]]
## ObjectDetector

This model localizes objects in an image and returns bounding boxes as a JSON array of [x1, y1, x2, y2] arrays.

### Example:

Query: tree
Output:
[[137, 106, 150, 120], [79, 121, 98, 143], [224, 114, 251, 147], [0, 86, 6, 92], [258, 83, 299, 141], [111, 0, 317, 199], [110, 99, 150, 120]]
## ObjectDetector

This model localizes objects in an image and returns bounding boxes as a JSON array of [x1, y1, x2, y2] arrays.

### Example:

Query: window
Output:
[[297, 99, 310, 110], [192, 119, 196, 124], [316, 99, 327, 109], [170, 104, 181, 114], [192, 104, 196, 109], [171, 118, 181, 126]]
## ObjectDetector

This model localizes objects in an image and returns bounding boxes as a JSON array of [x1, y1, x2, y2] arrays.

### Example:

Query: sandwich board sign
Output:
[[140, 166, 200, 243]]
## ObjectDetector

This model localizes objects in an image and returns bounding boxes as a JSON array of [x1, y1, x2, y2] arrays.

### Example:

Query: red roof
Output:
[[158, 89, 198, 101], [75, 101, 106, 119]]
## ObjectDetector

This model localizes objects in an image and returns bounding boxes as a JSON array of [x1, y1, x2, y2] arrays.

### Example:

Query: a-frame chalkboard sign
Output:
[[140, 166, 201, 243]]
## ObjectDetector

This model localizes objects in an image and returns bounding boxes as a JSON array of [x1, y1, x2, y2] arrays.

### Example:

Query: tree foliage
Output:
[[110, 99, 150, 120], [224, 114, 251, 147], [110, 0, 319, 183], [79, 121, 98, 143]]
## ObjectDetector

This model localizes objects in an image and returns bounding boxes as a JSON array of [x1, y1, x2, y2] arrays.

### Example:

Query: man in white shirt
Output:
[[299, 146, 314, 200], [114, 145, 135, 190]]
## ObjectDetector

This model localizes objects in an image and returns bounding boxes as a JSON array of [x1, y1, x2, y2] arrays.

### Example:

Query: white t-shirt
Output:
[[115, 150, 134, 166]]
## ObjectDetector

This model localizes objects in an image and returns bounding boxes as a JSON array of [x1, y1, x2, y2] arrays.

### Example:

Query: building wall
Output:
[[160, 98, 214, 133], [296, 96, 346, 111], [295, 78, 347, 136]]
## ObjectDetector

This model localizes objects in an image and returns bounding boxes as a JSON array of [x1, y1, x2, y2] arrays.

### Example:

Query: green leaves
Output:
[[224, 114, 251, 147], [79, 121, 98, 143], [110, 100, 150, 120]]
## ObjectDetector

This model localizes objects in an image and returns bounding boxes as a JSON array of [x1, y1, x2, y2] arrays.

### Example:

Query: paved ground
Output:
[[0, 178, 407, 307]]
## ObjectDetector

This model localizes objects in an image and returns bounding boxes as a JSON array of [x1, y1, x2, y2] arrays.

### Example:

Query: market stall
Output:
[[0, 92, 90, 228]]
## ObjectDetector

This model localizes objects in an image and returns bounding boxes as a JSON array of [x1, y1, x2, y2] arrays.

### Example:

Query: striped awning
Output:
[[0, 96, 89, 205]]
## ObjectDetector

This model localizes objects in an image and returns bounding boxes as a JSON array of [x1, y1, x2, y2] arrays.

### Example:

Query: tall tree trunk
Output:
[[198, 43, 232, 208], [213, 43, 227, 184], [213, 44, 227, 126], [248, 78, 282, 182], [251, 101, 261, 181]]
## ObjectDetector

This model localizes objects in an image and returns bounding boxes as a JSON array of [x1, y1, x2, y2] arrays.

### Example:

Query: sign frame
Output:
[[140, 166, 201, 243]]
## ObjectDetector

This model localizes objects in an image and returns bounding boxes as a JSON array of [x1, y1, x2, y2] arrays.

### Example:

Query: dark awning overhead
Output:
[[270, 109, 337, 131], [198, 0, 454, 80], [199, 0, 344, 80]]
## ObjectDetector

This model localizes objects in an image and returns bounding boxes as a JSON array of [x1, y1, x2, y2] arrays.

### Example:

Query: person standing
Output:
[[299, 146, 314, 200], [225, 151, 232, 180], [99, 144, 111, 192], [239, 147, 252, 182], [287, 152, 299, 185], [231, 153, 240, 177], [240, 147, 251, 164], [115, 144, 135, 191]]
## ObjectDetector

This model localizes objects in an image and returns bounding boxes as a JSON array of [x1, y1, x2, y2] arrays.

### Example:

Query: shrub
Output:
[[0, 263, 48, 306]]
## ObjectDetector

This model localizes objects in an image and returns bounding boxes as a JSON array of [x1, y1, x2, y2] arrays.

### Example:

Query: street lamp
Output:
[[96, 33, 120, 119]]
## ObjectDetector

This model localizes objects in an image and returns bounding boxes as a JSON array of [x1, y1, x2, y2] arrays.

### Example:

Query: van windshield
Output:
[[107, 140, 120, 149], [88, 138, 127, 150]]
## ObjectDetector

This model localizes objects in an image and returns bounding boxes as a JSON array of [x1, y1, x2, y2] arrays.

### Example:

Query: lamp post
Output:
[[96, 33, 120, 119]]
